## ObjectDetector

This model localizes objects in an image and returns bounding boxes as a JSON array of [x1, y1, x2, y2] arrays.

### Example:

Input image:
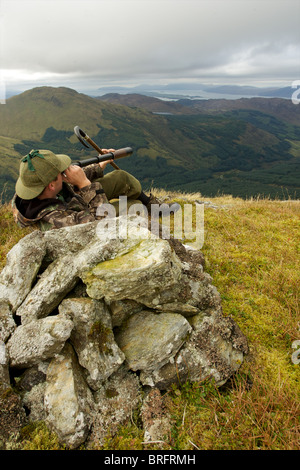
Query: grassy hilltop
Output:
[[1, 191, 299, 450]]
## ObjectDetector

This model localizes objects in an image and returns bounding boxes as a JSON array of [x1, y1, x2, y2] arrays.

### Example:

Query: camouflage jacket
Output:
[[13, 164, 108, 231]]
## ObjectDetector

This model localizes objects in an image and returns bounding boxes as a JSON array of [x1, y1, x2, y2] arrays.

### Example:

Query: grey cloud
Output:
[[1, 0, 299, 88]]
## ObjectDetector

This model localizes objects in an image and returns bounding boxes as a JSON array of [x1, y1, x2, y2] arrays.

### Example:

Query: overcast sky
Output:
[[1, 0, 300, 96]]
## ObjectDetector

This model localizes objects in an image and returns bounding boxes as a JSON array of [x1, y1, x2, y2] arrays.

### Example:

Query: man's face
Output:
[[52, 172, 64, 196]]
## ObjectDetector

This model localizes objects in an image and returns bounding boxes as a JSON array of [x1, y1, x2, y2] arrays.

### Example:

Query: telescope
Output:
[[73, 147, 133, 168]]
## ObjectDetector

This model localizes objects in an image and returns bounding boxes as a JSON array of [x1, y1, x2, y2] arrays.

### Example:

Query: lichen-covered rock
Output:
[[0, 300, 16, 342], [44, 343, 94, 449], [0, 215, 248, 449], [15, 363, 49, 422], [140, 310, 249, 389], [16, 255, 79, 325], [59, 298, 125, 390], [106, 299, 144, 328], [0, 341, 10, 390], [16, 217, 158, 325], [87, 365, 141, 448], [115, 310, 192, 373], [44, 221, 99, 260], [0, 231, 46, 311], [81, 230, 221, 316], [81, 238, 183, 309], [7, 313, 73, 368]]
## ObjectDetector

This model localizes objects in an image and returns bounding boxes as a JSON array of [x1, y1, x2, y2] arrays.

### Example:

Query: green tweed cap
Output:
[[15, 149, 71, 200]]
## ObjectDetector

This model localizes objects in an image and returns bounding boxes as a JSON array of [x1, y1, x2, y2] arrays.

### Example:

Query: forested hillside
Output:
[[0, 86, 299, 201]]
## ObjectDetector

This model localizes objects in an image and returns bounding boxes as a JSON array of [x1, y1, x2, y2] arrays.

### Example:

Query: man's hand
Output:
[[62, 165, 91, 189], [99, 149, 115, 170]]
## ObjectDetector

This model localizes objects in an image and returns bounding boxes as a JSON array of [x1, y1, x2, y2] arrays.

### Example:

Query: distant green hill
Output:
[[0, 86, 299, 201]]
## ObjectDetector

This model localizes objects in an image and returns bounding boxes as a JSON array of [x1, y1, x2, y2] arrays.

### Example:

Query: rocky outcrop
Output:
[[0, 215, 248, 448]]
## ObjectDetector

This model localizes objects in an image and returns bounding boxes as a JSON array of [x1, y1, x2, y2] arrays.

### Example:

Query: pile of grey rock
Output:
[[0, 216, 248, 448]]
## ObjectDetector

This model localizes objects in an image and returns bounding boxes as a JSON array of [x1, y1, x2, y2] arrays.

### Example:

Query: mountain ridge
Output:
[[95, 83, 295, 100], [0, 86, 299, 201], [99, 92, 300, 125]]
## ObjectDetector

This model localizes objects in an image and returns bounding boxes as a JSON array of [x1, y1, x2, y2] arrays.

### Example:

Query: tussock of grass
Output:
[[0, 192, 299, 450], [0, 203, 33, 270]]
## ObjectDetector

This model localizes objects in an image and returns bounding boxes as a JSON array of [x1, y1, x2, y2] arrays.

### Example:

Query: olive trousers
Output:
[[97, 169, 143, 216]]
